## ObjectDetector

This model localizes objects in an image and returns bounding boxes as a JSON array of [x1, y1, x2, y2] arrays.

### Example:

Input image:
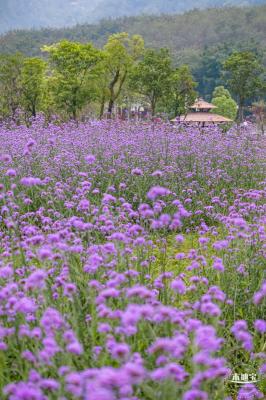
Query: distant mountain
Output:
[[91, 0, 266, 20], [0, 0, 265, 33], [0, 0, 98, 33], [1, 5, 265, 59]]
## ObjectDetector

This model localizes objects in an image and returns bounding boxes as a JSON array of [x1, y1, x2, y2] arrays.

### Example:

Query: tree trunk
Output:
[[237, 99, 244, 123], [71, 88, 78, 121], [107, 69, 120, 119], [151, 100, 156, 117], [174, 102, 179, 117], [108, 98, 115, 117], [32, 103, 36, 117], [99, 95, 105, 119], [72, 108, 77, 121]]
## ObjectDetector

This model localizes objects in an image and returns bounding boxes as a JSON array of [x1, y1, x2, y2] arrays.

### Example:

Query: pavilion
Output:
[[171, 98, 233, 126]]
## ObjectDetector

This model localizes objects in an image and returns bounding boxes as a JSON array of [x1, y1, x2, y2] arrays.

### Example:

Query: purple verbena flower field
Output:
[[0, 118, 265, 400]]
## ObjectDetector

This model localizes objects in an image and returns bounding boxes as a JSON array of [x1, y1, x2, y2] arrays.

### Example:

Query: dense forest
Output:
[[0, 0, 265, 33], [0, 34, 264, 124], [1, 5, 265, 98], [1, 6, 265, 57]]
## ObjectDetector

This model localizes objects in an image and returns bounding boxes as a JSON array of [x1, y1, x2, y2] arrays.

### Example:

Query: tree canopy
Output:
[[211, 86, 238, 120], [0, 35, 265, 123], [129, 48, 173, 116], [223, 51, 265, 121], [0, 5, 265, 104], [20, 57, 47, 118], [101, 33, 144, 115], [164, 65, 197, 117], [42, 40, 102, 119]]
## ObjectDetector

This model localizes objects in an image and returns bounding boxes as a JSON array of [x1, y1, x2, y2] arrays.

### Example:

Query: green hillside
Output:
[[1, 6, 265, 56], [0, 5, 265, 98]]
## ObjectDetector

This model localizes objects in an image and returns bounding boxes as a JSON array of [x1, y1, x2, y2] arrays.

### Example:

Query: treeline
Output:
[[1, 1, 264, 33], [0, 33, 265, 123], [0, 35, 194, 121], [0, 5, 266, 100]]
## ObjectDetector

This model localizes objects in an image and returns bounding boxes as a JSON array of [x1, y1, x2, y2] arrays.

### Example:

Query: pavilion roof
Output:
[[190, 98, 217, 110], [172, 112, 232, 123]]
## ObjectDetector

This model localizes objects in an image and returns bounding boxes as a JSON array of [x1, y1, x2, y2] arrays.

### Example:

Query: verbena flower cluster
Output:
[[0, 117, 265, 400]]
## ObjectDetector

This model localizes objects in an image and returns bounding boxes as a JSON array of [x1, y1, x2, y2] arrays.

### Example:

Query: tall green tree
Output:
[[20, 57, 47, 118], [99, 33, 144, 117], [42, 40, 101, 120], [223, 51, 265, 122], [165, 65, 197, 117], [212, 86, 232, 99], [130, 48, 172, 116], [0, 53, 24, 119], [211, 86, 238, 120]]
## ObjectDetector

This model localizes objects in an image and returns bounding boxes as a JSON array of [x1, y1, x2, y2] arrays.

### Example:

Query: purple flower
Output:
[[213, 240, 229, 250], [183, 389, 208, 400], [98, 323, 112, 333], [253, 281, 266, 305], [109, 342, 130, 360], [171, 279, 186, 295], [175, 234, 184, 243], [0, 153, 12, 163], [40, 378, 60, 391], [38, 247, 53, 260], [66, 341, 83, 355], [231, 321, 253, 351], [6, 168, 17, 177], [147, 186, 171, 200], [0, 265, 13, 279], [63, 283, 77, 297], [85, 154, 96, 164], [254, 319, 266, 333], [4, 382, 44, 399], [194, 326, 222, 352], [212, 257, 225, 272], [259, 363, 266, 374], [151, 170, 163, 177], [237, 384, 264, 399], [40, 308, 65, 333], [131, 168, 143, 176], [78, 199, 90, 211], [15, 297, 37, 314], [20, 176, 42, 186], [25, 270, 47, 290]]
